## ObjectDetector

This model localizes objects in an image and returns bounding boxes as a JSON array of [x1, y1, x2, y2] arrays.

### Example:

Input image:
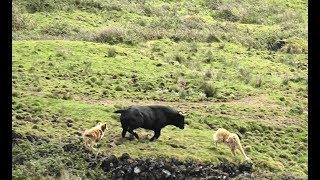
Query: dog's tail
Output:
[[114, 109, 126, 114]]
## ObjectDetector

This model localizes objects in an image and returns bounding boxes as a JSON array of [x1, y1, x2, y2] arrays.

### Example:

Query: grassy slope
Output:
[[12, 0, 308, 179]]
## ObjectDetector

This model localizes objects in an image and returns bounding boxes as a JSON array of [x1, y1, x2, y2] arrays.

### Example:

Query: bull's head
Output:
[[176, 111, 186, 129]]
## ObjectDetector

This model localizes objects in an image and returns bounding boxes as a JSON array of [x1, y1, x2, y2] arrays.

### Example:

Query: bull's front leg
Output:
[[150, 129, 161, 141], [121, 129, 127, 138], [128, 129, 139, 139]]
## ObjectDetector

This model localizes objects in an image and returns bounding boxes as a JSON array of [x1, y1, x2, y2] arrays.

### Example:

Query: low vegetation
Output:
[[12, 0, 307, 179]]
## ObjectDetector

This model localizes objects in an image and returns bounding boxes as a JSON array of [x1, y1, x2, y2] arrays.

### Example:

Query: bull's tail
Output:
[[114, 109, 126, 114]]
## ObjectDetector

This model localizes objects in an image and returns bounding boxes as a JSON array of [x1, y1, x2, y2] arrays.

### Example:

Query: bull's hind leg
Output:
[[128, 129, 139, 140], [150, 129, 161, 141]]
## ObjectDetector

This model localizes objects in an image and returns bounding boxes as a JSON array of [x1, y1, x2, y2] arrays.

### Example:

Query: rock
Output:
[[134, 166, 141, 174], [97, 154, 253, 179], [74, 131, 82, 136], [108, 142, 117, 148], [67, 122, 73, 127], [114, 139, 124, 145], [119, 153, 130, 160], [233, 172, 253, 180], [162, 169, 171, 178], [238, 162, 253, 172], [178, 165, 187, 173]]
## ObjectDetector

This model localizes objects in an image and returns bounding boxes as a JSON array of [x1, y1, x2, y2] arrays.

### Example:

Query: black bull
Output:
[[114, 105, 186, 141]]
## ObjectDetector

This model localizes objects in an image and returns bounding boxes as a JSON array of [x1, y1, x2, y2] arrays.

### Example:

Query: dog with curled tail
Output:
[[213, 128, 251, 161], [82, 122, 107, 150]]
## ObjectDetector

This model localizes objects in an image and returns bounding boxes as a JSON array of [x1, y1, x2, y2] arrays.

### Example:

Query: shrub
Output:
[[182, 15, 205, 30], [41, 22, 74, 36], [24, 0, 55, 13], [206, 34, 221, 43], [93, 27, 126, 44], [205, 0, 223, 10], [174, 53, 185, 63], [107, 48, 116, 57], [200, 81, 217, 98], [190, 42, 198, 53], [12, 3, 29, 31], [140, 81, 154, 91], [238, 67, 251, 84], [179, 90, 188, 99], [252, 76, 263, 88], [170, 29, 206, 42], [74, 0, 105, 11], [140, 27, 166, 41], [218, 43, 225, 49], [216, 4, 241, 22], [115, 86, 123, 91], [267, 39, 287, 51], [153, 15, 182, 29], [280, 38, 307, 54], [204, 70, 213, 79], [290, 106, 303, 115], [204, 51, 213, 63]]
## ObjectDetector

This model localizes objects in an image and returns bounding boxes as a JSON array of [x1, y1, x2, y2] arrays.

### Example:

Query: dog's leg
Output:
[[84, 140, 92, 150], [231, 147, 236, 156], [94, 149, 100, 160], [84, 139, 88, 148], [88, 141, 93, 148], [91, 141, 98, 151], [128, 129, 139, 140], [237, 141, 250, 161], [150, 129, 161, 141]]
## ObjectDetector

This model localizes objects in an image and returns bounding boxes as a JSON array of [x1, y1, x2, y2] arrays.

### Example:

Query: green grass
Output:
[[12, 0, 307, 179]]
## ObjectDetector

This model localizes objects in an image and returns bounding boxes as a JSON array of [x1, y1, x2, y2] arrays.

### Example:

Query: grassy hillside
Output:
[[12, 0, 308, 179]]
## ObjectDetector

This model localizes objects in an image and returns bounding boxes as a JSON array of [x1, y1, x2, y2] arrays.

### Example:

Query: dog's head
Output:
[[101, 123, 107, 132], [226, 134, 237, 144], [97, 122, 107, 132]]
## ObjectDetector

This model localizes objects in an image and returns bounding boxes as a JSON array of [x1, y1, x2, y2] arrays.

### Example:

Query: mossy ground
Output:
[[12, 0, 307, 179]]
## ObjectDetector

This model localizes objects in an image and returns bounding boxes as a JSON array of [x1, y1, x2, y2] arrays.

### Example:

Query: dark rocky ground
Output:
[[13, 132, 254, 179], [86, 153, 254, 179]]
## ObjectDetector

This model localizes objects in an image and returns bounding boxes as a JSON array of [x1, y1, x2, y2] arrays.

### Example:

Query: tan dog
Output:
[[213, 128, 250, 161], [83, 122, 107, 150]]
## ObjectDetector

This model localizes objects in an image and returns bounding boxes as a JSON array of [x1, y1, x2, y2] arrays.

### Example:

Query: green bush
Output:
[[216, 5, 241, 22], [238, 67, 252, 84], [93, 27, 126, 44], [200, 81, 217, 98], [12, 3, 29, 31], [205, 0, 223, 10], [41, 22, 75, 36], [204, 51, 213, 63], [182, 15, 205, 30], [24, 0, 56, 13], [107, 48, 117, 57], [174, 53, 185, 63], [290, 106, 303, 115]]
